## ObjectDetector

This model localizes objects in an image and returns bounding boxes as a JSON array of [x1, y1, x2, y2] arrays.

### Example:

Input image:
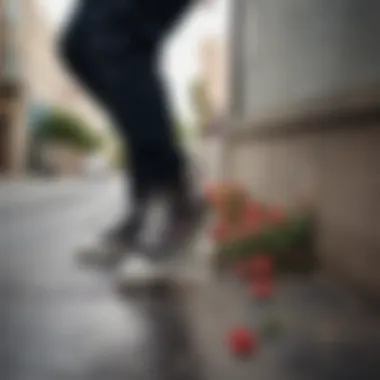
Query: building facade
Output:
[[0, 0, 107, 176], [227, 0, 380, 300], [22, 0, 106, 128], [0, 0, 25, 175], [194, 33, 229, 182], [199, 36, 228, 123]]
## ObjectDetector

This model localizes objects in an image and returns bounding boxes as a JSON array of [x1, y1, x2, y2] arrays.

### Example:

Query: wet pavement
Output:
[[0, 179, 199, 380], [184, 273, 380, 380], [1, 178, 380, 380]]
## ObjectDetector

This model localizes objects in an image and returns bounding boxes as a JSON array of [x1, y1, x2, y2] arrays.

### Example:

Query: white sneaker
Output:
[[116, 254, 170, 289]]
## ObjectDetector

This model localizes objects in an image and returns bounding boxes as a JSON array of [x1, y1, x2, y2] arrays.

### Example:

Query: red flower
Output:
[[234, 256, 273, 280], [234, 260, 251, 278], [227, 327, 257, 356], [248, 255, 273, 278], [266, 206, 287, 224], [250, 279, 274, 299], [244, 202, 263, 224], [210, 222, 230, 242], [238, 203, 264, 233], [228, 209, 261, 241]]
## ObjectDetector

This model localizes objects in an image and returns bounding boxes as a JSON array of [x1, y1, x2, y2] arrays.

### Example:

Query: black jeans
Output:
[[59, 0, 192, 200]]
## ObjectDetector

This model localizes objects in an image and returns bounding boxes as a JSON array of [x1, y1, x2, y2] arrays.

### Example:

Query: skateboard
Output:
[[115, 214, 213, 293]]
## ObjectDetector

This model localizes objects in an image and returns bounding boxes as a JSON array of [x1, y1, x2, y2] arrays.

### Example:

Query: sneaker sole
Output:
[[76, 244, 132, 268]]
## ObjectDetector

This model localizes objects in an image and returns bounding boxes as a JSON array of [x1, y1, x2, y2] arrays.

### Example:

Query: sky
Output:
[[37, 0, 229, 122]]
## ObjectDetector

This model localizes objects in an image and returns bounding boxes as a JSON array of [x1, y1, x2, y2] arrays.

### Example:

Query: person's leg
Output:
[[59, 0, 191, 198], [95, 1, 205, 258], [58, 0, 157, 261], [59, 0, 204, 267], [73, 0, 194, 206]]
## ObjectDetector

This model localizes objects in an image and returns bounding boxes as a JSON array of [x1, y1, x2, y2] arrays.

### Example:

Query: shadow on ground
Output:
[[184, 275, 380, 380]]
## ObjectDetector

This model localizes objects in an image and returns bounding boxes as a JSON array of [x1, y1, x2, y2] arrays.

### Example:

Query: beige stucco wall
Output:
[[0, 0, 27, 176], [2, 0, 107, 176], [9, 96, 27, 174], [227, 0, 380, 302], [22, 0, 107, 130], [197, 36, 229, 182], [226, 124, 380, 300], [0, 0, 109, 176], [199, 36, 228, 117]]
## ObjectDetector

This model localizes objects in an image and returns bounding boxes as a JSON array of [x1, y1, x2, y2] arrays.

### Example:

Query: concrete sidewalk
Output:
[[0, 176, 199, 380], [0, 175, 122, 210]]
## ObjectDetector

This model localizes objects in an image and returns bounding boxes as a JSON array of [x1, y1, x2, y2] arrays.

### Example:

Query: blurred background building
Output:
[[0, 0, 25, 175], [191, 16, 229, 182], [23, 0, 106, 127], [1, 0, 109, 177], [194, 35, 228, 134]]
